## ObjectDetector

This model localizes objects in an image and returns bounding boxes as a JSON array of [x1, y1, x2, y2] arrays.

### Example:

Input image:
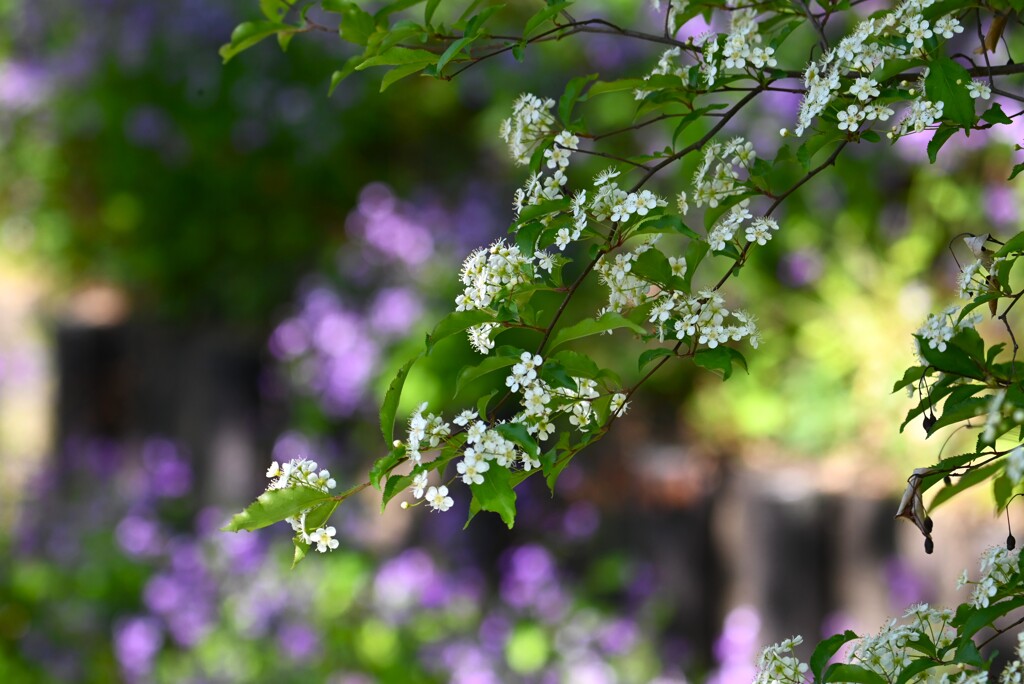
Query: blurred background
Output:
[[0, 0, 1022, 682]]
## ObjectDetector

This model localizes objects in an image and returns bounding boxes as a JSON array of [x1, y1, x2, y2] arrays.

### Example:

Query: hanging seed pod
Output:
[[924, 538, 934, 554], [943, 475, 953, 487], [1008, 535, 1017, 551]]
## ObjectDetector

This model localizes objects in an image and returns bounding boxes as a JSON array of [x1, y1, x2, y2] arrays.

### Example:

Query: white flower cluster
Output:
[[635, 47, 685, 100], [456, 240, 533, 313], [692, 137, 756, 209], [792, 0, 964, 138], [998, 634, 1024, 684], [758, 548, 1024, 684], [588, 168, 667, 224], [962, 545, 1021, 608], [595, 236, 661, 313], [264, 458, 341, 553], [668, 289, 760, 349], [697, 6, 776, 87], [706, 202, 780, 251], [755, 636, 807, 684], [266, 457, 337, 493], [850, 606, 959, 680], [500, 93, 557, 165], [915, 304, 981, 359], [456, 239, 536, 354], [405, 402, 452, 463], [501, 351, 611, 442], [957, 259, 988, 299]]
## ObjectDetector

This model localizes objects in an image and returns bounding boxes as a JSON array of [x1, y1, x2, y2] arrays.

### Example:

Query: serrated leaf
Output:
[[426, 310, 495, 351], [524, 0, 569, 37], [370, 445, 407, 489], [693, 346, 748, 380], [548, 311, 646, 351], [916, 335, 984, 380], [639, 347, 675, 372], [455, 354, 520, 397], [222, 486, 330, 532], [811, 631, 859, 683], [329, 54, 364, 95], [892, 365, 930, 393], [436, 34, 474, 72], [822, 663, 887, 684], [559, 73, 598, 124], [468, 464, 517, 528], [380, 353, 421, 445], [380, 63, 425, 91], [495, 422, 540, 457], [539, 360, 577, 391], [550, 350, 601, 379], [925, 57, 976, 128], [927, 125, 957, 163], [356, 46, 437, 70], [982, 102, 1013, 125], [929, 462, 1001, 510], [291, 535, 310, 568]]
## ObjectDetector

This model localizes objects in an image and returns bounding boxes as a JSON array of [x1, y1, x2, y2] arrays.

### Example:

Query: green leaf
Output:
[[929, 461, 1002, 510], [956, 596, 1024, 642], [380, 63, 425, 91], [693, 347, 748, 380], [811, 631, 859, 683], [539, 360, 577, 391], [495, 422, 540, 457], [426, 310, 495, 351], [374, 0, 427, 20], [682, 240, 709, 292], [559, 72, 597, 124], [994, 470, 1014, 511], [380, 353, 421, 445], [370, 445, 406, 490], [328, 1, 378, 45], [329, 55, 364, 95], [630, 212, 701, 241], [516, 197, 571, 225], [382, 471, 415, 510], [425, 0, 442, 25], [291, 535, 309, 568], [469, 465, 517, 528], [894, 658, 942, 684], [548, 311, 646, 351], [222, 486, 331, 532], [822, 663, 887, 684], [927, 125, 957, 163], [916, 336, 984, 380], [892, 366, 930, 393], [925, 57, 976, 128], [455, 354, 520, 397], [477, 389, 498, 417], [550, 350, 601, 379], [220, 21, 288, 63], [982, 103, 1014, 125], [639, 347, 675, 372], [630, 247, 675, 288], [524, 1, 569, 37], [356, 46, 438, 70], [260, 0, 293, 21], [436, 34, 475, 72], [1010, 163, 1024, 182]]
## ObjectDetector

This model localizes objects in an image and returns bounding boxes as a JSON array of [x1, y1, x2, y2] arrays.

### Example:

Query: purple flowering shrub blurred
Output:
[[0, 433, 710, 684]]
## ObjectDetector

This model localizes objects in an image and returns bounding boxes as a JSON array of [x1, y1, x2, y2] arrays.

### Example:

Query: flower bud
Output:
[[400, 501, 410, 509]]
